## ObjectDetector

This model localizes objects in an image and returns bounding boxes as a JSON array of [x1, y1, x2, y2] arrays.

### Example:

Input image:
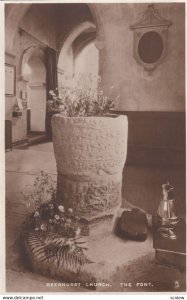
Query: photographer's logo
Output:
[[174, 280, 180, 289]]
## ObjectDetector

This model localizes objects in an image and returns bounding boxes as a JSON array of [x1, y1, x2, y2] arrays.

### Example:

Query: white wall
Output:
[[74, 41, 99, 89], [26, 56, 46, 132], [27, 84, 46, 132]]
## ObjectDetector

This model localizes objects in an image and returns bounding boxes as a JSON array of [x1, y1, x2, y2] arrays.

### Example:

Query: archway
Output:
[[5, 3, 104, 142], [5, 3, 104, 55], [6, 3, 104, 92], [57, 21, 99, 90], [22, 56, 46, 132]]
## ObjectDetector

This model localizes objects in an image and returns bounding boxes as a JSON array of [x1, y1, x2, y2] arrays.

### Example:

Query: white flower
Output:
[[55, 214, 60, 220], [48, 203, 54, 210], [34, 211, 40, 218], [49, 219, 53, 224], [68, 208, 73, 214], [58, 205, 65, 213], [35, 227, 39, 231], [75, 227, 81, 236], [49, 90, 56, 96], [40, 224, 46, 231], [66, 218, 71, 224]]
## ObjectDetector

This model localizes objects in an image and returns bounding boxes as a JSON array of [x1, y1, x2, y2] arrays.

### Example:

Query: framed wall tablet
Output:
[[130, 4, 172, 73], [5, 64, 16, 96]]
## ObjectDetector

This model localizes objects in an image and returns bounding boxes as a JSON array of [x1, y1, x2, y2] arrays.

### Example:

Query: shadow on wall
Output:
[[113, 111, 185, 168]]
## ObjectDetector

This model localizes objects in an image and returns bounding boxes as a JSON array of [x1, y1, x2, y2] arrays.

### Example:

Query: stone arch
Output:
[[5, 4, 30, 53], [87, 3, 105, 47], [57, 21, 96, 76], [58, 21, 96, 57], [5, 3, 105, 54], [19, 45, 45, 81]]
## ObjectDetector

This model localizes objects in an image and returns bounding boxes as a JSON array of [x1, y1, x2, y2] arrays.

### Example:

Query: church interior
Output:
[[5, 2, 186, 293]]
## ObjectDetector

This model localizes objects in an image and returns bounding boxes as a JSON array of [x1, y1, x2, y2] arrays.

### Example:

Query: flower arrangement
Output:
[[46, 76, 115, 117], [21, 171, 92, 272], [27, 202, 81, 237]]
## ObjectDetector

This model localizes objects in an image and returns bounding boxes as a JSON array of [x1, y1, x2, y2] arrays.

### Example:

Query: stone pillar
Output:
[[52, 114, 128, 221]]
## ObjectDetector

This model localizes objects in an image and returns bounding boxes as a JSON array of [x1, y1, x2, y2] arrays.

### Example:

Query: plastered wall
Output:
[[5, 3, 185, 144], [97, 3, 185, 112], [5, 4, 57, 142]]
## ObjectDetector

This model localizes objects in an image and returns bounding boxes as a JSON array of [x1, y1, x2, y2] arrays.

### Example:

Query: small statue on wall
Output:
[[130, 4, 172, 73]]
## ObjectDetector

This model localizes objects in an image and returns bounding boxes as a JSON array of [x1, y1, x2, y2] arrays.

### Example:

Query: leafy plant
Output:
[[26, 231, 91, 272], [22, 172, 93, 272], [46, 76, 115, 117], [46, 89, 63, 114], [21, 171, 56, 212]]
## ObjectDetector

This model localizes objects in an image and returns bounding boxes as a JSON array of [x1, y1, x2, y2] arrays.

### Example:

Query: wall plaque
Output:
[[130, 4, 172, 73]]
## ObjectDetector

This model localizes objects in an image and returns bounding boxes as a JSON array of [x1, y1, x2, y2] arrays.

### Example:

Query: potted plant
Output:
[[51, 80, 128, 221]]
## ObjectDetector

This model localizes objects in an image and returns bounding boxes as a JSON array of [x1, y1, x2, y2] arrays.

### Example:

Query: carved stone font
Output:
[[52, 115, 128, 221]]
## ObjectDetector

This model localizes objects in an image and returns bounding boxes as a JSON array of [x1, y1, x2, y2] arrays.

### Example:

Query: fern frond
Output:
[[26, 231, 93, 272]]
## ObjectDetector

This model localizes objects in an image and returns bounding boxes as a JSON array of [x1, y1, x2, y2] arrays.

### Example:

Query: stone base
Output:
[[80, 217, 153, 291], [23, 213, 153, 291]]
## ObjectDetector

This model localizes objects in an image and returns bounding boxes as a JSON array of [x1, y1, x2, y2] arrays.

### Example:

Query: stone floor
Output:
[[5, 141, 186, 293]]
